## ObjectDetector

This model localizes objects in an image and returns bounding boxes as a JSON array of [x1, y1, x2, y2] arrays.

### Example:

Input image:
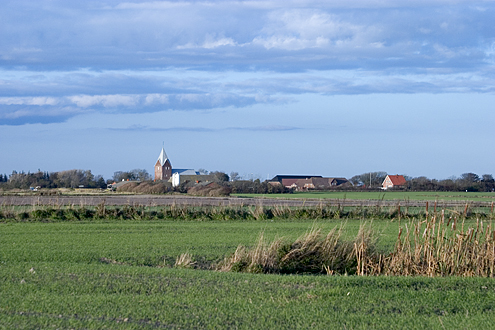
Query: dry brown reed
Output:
[[219, 215, 495, 277], [174, 253, 195, 268], [218, 224, 376, 275], [371, 215, 495, 277]]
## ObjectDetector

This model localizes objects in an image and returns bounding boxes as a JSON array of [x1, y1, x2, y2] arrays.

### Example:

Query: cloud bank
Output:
[[1, 0, 494, 124]]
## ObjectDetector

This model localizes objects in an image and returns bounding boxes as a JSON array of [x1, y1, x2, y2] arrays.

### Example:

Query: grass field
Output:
[[2, 219, 495, 329], [233, 191, 495, 202]]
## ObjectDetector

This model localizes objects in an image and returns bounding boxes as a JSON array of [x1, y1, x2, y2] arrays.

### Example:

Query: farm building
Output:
[[281, 176, 348, 191], [382, 175, 407, 189], [171, 171, 213, 187], [271, 175, 323, 184]]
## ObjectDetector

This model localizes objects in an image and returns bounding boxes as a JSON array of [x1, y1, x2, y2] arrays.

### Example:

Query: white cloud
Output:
[[177, 35, 237, 49], [114, 1, 191, 10], [203, 37, 237, 49], [144, 93, 169, 105], [251, 9, 375, 51], [0, 96, 58, 106], [0, 105, 81, 120], [68, 94, 140, 108]]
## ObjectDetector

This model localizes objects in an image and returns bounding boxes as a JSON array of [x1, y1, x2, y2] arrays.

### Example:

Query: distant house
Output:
[[281, 176, 348, 190], [382, 175, 407, 190], [281, 178, 302, 188], [328, 178, 348, 187]]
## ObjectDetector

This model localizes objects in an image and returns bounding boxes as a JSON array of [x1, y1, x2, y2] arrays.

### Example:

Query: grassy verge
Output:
[[1, 202, 493, 223]]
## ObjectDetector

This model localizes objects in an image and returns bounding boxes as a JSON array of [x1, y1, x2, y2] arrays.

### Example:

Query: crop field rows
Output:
[[2, 263, 495, 329]]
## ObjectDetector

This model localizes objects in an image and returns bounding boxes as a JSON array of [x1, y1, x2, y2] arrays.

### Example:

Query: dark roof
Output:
[[271, 175, 322, 183]]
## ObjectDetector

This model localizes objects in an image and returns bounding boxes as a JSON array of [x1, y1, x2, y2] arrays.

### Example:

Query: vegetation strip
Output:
[[1, 201, 493, 223], [217, 215, 495, 277]]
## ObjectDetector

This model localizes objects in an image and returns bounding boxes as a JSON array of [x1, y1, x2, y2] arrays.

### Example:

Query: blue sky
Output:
[[1, 0, 494, 180]]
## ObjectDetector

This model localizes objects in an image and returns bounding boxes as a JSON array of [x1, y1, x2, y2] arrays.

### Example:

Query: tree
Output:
[[229, 172, 241, 181], [482, 174, 494, 182], [211, 171, 229, 183], [57, 169, 88, 188], [460, 173, 480, 183], [407, 176, 436, 190], [93, 175, 107, 189], [131, 169, 151, 181], [481, 174, 495, 192], [112, 169, 150, 182], [350, 171, 387, 188]]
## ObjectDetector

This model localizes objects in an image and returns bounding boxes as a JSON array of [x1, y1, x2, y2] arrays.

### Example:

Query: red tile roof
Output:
[[387, 175, 407, 186]]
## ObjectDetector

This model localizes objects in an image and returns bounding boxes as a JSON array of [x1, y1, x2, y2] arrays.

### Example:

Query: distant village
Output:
[[153, 147, 420, 191], [1, 146, 493, 193]]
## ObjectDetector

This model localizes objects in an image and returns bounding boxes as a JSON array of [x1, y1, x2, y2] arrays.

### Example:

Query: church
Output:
[[154, 147, 210, 187], [154, 147, 172, 181]]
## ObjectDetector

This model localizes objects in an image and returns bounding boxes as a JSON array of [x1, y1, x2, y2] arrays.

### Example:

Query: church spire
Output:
[[155, 146, 172, 181], [157, 147, 170, 167]]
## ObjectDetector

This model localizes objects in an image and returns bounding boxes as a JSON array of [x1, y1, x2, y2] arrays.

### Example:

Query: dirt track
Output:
[[0, 194, 491, 208]]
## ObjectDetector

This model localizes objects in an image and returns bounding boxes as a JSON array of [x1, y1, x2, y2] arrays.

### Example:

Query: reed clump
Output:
[[219, 215, 495, 277], [366, 214, 495, 277], [218, 224, 376, 275]]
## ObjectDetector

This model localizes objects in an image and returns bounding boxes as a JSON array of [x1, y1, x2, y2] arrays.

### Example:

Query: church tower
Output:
[[154, 147, 172, 181]]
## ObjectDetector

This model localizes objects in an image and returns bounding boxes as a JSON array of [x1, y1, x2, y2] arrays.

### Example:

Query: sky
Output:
[[1, 0, 494, 181]]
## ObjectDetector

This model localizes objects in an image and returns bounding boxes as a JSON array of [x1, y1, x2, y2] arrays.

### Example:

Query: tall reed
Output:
[[218, 224, 376, 275], [219, 215, 495, 277]]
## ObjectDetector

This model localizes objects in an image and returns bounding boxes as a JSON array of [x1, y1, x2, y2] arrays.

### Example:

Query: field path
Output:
[[0, 194, 492, 208]]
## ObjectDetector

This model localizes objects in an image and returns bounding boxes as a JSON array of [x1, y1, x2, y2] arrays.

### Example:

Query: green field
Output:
[[2, 219, 495, 329], [234, 191, 495, 202]]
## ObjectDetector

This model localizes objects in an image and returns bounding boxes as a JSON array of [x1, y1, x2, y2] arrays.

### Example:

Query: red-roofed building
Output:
[[382, 175, 407, 190]]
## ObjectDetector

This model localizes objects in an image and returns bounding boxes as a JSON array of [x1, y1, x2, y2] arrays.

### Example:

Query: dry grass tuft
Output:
[[174, 253, 195, 269], [218, 224, 375, 275]]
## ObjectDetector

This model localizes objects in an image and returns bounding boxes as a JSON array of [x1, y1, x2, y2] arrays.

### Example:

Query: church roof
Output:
[[172, 169, 199, 175], [157, 147, 170, 167]]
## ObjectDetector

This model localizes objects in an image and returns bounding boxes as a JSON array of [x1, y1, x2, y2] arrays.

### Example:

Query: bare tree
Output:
[[229, 172, 240, 181]]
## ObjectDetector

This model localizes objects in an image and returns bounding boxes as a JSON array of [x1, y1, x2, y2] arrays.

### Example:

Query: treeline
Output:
[[112, 169, 151, 182], [0, 170, 107, 189], [1, 168, 494, 193], [349, 171, 495, 192], [404, 173, 495, 192]]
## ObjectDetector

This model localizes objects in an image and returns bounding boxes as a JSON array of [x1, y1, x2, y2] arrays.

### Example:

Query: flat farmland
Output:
[[2, 191, 495, 209], [234, 191, 495, 202], [2, 218, 495, 329]]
